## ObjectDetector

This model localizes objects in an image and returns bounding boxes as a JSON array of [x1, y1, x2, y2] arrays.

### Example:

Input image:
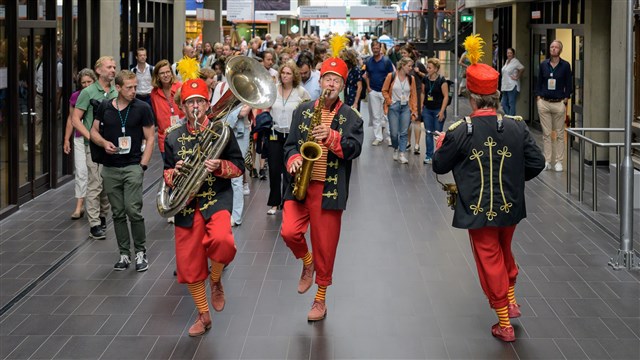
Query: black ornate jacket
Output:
[[163, 120, 245, 228], [432, 111, 545, 229], [283, 100, 364, 210]]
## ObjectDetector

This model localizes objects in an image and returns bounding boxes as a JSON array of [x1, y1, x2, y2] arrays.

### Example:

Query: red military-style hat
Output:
[[181, 79, 209, 103], [320, 57, 348, 82], [466, 63, 499, 95], [462, 34, 499, 95]]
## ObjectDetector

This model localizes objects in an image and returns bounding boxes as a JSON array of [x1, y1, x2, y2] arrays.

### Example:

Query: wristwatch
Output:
[[140, 164, 148, 171]]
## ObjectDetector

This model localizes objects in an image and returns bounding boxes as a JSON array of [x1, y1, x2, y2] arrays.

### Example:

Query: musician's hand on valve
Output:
[[288, 157, 303, 175], [204, 159, 221, 173], [312, 124, 329, 142], [174, 160, 184, 175]]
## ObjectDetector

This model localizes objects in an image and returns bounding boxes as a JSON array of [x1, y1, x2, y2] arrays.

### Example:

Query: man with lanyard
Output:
[[433, 35, 545, 342], [297, 52, 322, 101], [535, 39, 572, 172], [163, 79, 245, 336], [130, 47, 154, 106], [90, 70, 155, 272], [364, 39, 394, 146], [71, 56, 118, 240], [282, 53, 364, 322]]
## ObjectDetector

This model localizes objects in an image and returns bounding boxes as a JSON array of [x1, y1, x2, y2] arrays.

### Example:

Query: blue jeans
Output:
[[422, 107, 445, 159], [501, 89, 519, 116], [387, 102, 411, 152], [437, 12, 447, 39]]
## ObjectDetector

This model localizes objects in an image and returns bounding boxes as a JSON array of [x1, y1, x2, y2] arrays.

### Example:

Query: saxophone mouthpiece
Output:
[[193, 109, 199, 119]]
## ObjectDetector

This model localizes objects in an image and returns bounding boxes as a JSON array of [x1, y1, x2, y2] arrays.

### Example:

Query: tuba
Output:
[[156, 56, 276, 218], [292, 89, 329, 201]]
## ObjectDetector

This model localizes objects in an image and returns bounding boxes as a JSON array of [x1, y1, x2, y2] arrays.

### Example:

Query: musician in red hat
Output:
[[281, 40, 364, 321], [432, 35, 545, 342], [163, 78, 245, 336]]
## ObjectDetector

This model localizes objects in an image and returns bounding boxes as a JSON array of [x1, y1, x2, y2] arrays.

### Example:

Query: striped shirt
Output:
[[310, 108, 337, 181]]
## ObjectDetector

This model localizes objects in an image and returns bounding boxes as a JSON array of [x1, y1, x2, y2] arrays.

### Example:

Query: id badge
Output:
[[269, 134, 278, 141], [400, 94, 408, 105], [118, 136, 131, 154], [547, 78, 557, 91], [427, 95, 434, 102], [170, 115, 180, 126]]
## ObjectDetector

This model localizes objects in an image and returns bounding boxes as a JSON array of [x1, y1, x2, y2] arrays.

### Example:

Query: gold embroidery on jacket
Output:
[[497, 146, 513, 213], [322, 189, 338, 199], [178, 146, 194, 159], [327, 160, 339, 169], [177, 134, 196, 145], [326, 175, 338, 185], [469, 148, 484, 215], [484, 137, 497, 221]]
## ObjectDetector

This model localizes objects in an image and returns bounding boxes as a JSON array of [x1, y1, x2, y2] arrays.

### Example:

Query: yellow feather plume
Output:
[[329, 34, 349, 57], [463, 34, 485, 65], [176, 56, 200, 82]]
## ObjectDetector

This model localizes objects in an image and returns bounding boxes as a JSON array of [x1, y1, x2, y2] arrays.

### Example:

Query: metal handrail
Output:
[[565, 128, 640, 213]]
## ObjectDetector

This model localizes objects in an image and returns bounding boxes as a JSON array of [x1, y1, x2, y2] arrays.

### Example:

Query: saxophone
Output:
[[292, 88, 330, 201]]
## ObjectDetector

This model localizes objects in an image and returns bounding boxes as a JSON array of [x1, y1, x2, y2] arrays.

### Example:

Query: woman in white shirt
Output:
[[500, 48, 525, 116], [266, 60, 311, 215]]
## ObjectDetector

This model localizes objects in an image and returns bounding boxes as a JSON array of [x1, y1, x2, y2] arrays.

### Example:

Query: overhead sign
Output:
[[227, 0, 252, 22], [460, 14, 473, 22], [298, 6, 347, 20], [196, 8, 216, 21], [531, 10, 541, 19], [350, 6, 397, 20], [234, 11, 278, 23]]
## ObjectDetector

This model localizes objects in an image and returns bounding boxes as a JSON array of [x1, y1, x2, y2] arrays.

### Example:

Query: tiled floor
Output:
[[1, 101, 639, 359]]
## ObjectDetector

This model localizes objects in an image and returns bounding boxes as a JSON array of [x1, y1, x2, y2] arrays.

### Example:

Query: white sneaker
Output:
[[392, 149, 399, 161], [385, 138, 392, 146], [545, 162, 551, 170], [399, 153, 408, 164], [372, 139, 382, 146], [242, 183, 250, 195], [554, 162, 563, 172]]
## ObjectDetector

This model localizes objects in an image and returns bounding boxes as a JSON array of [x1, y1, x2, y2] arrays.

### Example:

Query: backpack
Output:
[[445, 79, 454, 106]]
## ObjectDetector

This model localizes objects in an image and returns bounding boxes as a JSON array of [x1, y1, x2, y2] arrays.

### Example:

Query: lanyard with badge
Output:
[[426, 76, 437, 102], [164, 88, 180, 126], [116, 98, 131, 154], [271, 87, 292, 141], [547, 62, 557, 91]]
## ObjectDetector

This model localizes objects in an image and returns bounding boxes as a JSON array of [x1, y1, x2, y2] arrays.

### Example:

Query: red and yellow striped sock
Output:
[[496, 306, 511, 328], [210, 262, 224, 283], [314, 285, 327, 302], [187, 281, 209, 314], [507, 286, 517, 304], [302, 252, 313, 267]]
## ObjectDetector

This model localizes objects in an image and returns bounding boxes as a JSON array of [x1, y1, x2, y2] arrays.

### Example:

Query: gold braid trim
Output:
[[448, 119, 465, 131], [484, 137, 497, 221], [469, 148, 484, 215], [497, 146, 513, 213]]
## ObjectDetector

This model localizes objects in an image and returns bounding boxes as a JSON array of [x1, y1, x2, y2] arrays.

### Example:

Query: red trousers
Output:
[[175, 208, 236, 284], [468, 225, 518, 309], [281, 181, 343, 286]]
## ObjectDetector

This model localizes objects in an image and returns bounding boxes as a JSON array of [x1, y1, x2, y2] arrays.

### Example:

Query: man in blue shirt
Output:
[[535, 40, 572, 172], [364, 40, 394, 145]]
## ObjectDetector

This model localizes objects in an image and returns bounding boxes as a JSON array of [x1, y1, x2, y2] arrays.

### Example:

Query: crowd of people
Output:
[[60, 30, 566, 342]]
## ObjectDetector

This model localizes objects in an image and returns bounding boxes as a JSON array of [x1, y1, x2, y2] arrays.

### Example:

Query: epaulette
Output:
[[350, 107, 362, 118], [165, 123, 182, 135], [503, 115, 523, 121], [448, 119, 465, 131]]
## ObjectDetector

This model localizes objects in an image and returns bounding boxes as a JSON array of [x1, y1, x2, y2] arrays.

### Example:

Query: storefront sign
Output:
[[298, 6, 347, 20], [531, 10, 541, 19], [196, 8, 216, 21], [350, 6, 397, 20]]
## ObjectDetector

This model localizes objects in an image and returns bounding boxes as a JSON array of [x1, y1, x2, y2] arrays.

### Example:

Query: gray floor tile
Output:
[[100, 335, 157, 359], [53, 335, 114, 359]]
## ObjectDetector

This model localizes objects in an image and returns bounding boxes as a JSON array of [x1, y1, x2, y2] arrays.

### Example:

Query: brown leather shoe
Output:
[[210, 281, 225, 312], [508, 303, 521, 318], [188, 311, 211, 337], [307, 300, 326, 321], [491, 323, 515, 342], [297, 261, 315, 294]]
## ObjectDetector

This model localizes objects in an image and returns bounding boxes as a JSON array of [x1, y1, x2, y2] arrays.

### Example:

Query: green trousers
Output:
[[101, 164, 146, 256]]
